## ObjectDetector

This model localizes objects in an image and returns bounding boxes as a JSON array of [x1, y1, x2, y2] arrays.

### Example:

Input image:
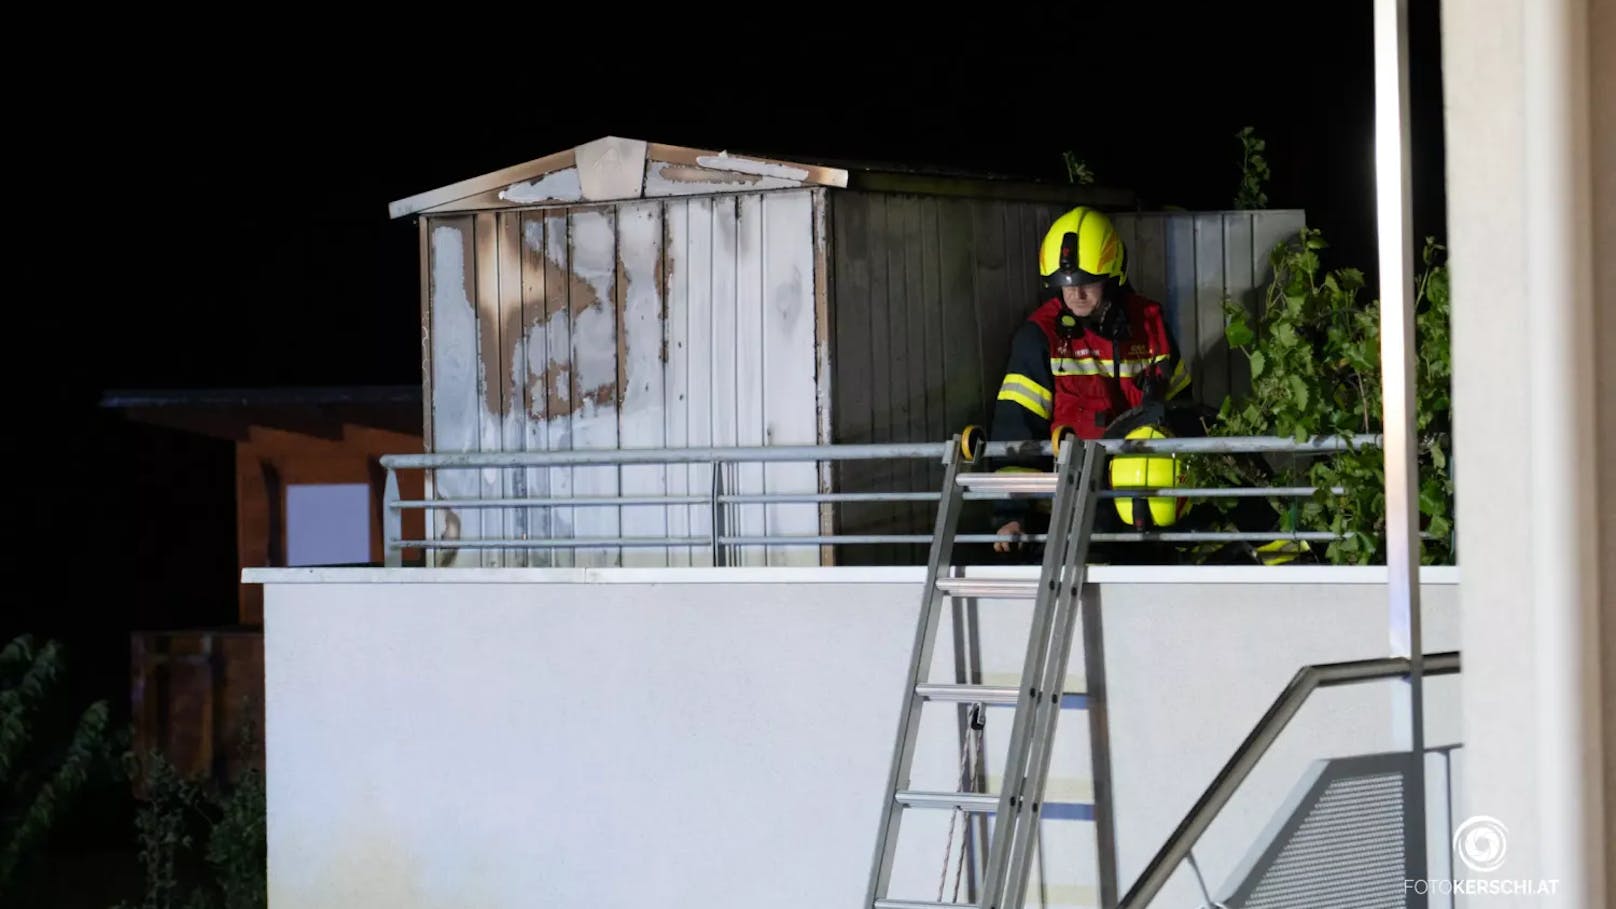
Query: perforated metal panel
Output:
[[1219, 753, 1415, 909]]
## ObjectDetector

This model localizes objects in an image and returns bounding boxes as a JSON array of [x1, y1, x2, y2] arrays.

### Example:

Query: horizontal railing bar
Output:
[[389, 487, 1349, 510], [380, 434, 1384, 469], [389, 530, 1382, 550], [383, 443, 950, 469], [390, 492, 942, 509]]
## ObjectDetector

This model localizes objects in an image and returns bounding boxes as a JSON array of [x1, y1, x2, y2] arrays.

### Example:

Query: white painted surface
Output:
[[761, 191, 820, 565], [574, 136, 648, 202], [697, 152, 811, 181], [541, 211, 573, 568], [428, 222, 479, 566], [256, 567, 1460, 908], [519, 214, 553, 567], [1445, 0, 1610, 903], [1522, 0, 1605, 903], [734, 195, 766, 566], [498, 168, 582, 205], [682, 197, 716, 567], [1595, 0, 1616, 878], [423, 191, 828, 569], [663, 200, 692, 568], [565, 207, 620, 568], [643, 159, 801, 197], [617, 201, 668, 567]]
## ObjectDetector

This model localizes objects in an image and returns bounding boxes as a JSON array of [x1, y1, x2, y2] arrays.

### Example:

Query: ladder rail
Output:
[[1000, 442, 1106, 909], [975, 440, 1086, 907], [864, 438, 975, 905]]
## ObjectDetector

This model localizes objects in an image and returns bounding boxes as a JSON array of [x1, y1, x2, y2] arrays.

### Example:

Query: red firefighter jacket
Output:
[[989, 292, 1190, 522]]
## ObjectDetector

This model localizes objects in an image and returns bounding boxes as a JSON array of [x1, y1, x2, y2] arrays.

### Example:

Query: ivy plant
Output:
[[1186, 229, 1454, 565], [1234, 126, 1271, 210], [1062, 150, 1096, 186]]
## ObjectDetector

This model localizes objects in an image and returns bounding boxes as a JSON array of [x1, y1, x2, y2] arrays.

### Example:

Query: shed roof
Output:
[[388, 135, 1133, 219], [101, 385, 423, 441]]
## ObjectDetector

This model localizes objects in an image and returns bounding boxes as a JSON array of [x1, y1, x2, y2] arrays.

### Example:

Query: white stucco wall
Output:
[[1443, 0, 1610, 902], [248, 565, 1459, 908]]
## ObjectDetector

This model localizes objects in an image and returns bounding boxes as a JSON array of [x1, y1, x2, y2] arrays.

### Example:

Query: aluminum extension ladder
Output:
[[865, 430, 1117, 909]]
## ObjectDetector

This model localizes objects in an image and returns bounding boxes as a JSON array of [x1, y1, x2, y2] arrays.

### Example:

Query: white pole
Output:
[[1524, 0, 1604, 902], [1373, 0, 1426, 895]]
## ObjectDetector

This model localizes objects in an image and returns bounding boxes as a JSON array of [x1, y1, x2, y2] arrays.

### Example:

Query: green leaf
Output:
[[1286, 374, 1310, 411], [1248, 350, 1266, 379], [1226, 317, 1255, 349], [1419, 480, 1446, 516], [1272, 323, 1298, 350]]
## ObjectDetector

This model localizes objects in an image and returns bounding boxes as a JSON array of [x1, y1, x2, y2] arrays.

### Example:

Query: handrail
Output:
[[379, 433, 1383, 469], [378, 433, 1391, 564], [1117, 650, 1461, 908]]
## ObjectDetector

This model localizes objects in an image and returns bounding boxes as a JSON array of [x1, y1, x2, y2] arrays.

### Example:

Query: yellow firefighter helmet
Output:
[[1109, 424, 1190, 528]]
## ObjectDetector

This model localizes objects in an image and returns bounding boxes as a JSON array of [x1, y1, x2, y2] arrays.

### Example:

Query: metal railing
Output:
[[1117, 651, 1462, 908], [379, 433, 1387, 566]]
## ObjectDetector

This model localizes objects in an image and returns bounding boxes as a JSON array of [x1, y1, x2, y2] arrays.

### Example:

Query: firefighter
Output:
[[988, 205, 1192, 554]]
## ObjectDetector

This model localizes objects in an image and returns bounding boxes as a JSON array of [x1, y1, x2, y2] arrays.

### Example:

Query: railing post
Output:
[[710, 461, 726, 568], [383, 468, 402, 568]]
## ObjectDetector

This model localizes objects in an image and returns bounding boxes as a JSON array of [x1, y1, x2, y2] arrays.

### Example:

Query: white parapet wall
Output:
[[245, 565, 1460, 909]]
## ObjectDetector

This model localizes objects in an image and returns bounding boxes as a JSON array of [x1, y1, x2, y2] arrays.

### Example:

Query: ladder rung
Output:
[[875, 901, 974, 909], [915, 683, 1020, 705], [895, 790, 999, 812], [954, 473, 1058, 494], [935, 577, 1040, 599]]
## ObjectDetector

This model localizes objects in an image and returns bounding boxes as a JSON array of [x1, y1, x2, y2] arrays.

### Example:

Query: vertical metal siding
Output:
[[617, 201, 668, 568], [518, 211, 551, 567], [423, 189, 825, 567], [825, 192, 1069, 563], [824, 195, 1306, 562], [1114, 210, 1309, 412], [421, 192, 1302, 568], [759, 190, 822, 567], [427, 216, 478, 567]]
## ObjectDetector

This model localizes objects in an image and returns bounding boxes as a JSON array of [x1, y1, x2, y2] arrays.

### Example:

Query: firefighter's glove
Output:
[[1136, 367, 1168, 405]]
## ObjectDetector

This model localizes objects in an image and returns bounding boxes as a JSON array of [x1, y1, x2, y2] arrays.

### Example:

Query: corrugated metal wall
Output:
[[424, 189, 826, 568], [1111, 210, 1308, 412], [825, 192, 1071, 564], [825, 192, 1306, 563]]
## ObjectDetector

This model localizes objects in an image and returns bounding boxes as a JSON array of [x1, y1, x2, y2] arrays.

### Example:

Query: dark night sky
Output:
[[30, 2, 1447, 400], [8, 1, 1448, 667]]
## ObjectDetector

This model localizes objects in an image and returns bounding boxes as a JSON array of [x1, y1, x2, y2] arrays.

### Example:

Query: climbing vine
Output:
[[1061, 150, 1096, 186], [1186, 229, 1454, 566], [1234, 126, 1271, 209]]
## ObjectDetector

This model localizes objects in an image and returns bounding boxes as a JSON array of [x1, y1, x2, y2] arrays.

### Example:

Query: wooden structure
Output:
[[105, 385, 426, 620], [104, 386, 425, 780]]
